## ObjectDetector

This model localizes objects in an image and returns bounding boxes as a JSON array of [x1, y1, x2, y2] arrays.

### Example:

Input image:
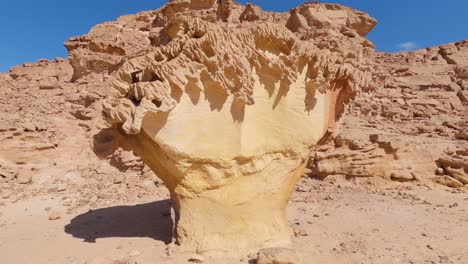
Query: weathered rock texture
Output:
[[1, 0, 467, 258], [63, 0, 377, 253], [0, 58, 165, 207], [310, 40, 468, 187], [67, 1, 375, 252]]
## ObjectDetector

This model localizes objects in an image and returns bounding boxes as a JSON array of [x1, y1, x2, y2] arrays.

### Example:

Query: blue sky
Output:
[[0, 0, 466, 72]]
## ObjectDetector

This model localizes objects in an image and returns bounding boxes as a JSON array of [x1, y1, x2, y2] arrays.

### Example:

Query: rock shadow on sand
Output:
[[64, 199, 172, 244]]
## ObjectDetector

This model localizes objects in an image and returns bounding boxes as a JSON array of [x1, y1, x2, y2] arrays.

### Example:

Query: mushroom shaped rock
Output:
[[79, 0, 376, 254]]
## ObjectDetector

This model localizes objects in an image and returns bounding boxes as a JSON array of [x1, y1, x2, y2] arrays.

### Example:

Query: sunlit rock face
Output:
[[307, 39, 468, 189], [67, 0, 376, 254]]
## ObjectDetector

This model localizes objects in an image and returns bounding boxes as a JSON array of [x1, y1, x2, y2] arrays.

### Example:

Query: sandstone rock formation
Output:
[[1, 0, 468, 259], [256, 247, 302, 264], [0, 59, 77, 184], [64, 0, 376, 254], [310, 40, 468, 187], [0, 59, 165, 208]]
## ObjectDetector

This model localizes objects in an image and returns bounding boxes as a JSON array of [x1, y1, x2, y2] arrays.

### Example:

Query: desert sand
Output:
[[0, 0, 467, 263]]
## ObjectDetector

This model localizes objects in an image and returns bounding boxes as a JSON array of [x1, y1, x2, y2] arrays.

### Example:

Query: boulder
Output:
[[257, 247, 302, 264]]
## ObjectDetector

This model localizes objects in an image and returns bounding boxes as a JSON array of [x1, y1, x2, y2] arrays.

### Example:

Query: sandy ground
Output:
[[1, 178, 467, 264]]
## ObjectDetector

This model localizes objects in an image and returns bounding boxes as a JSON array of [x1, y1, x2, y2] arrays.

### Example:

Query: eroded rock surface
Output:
[[0, 59, 166, 208], [257, 247, 302, 264], [68, 0, 377, 253], [1, 0, 468, 259], [310, 40, 468, 187]]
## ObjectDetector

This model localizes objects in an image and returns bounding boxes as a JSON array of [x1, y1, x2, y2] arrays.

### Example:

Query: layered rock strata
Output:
[[310, 40, 468, 187], [0, 59, 163, 208]]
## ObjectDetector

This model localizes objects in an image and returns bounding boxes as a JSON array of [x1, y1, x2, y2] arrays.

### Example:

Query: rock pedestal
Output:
[[73, 0, 376, 254], [132, 73, 342, 252]]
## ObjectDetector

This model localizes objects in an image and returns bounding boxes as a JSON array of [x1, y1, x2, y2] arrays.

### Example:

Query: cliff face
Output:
[[0, 0, 467, 256], [0, 58, 169, 207], [311, 40, 468, 187]]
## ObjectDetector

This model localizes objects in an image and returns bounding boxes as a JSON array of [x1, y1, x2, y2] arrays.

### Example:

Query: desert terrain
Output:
[[1, 0, 467, 263], [1, 178, 467, 263]]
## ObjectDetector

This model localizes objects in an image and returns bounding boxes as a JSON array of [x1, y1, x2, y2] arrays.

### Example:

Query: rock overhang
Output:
[[66, 0, 379, 254]]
